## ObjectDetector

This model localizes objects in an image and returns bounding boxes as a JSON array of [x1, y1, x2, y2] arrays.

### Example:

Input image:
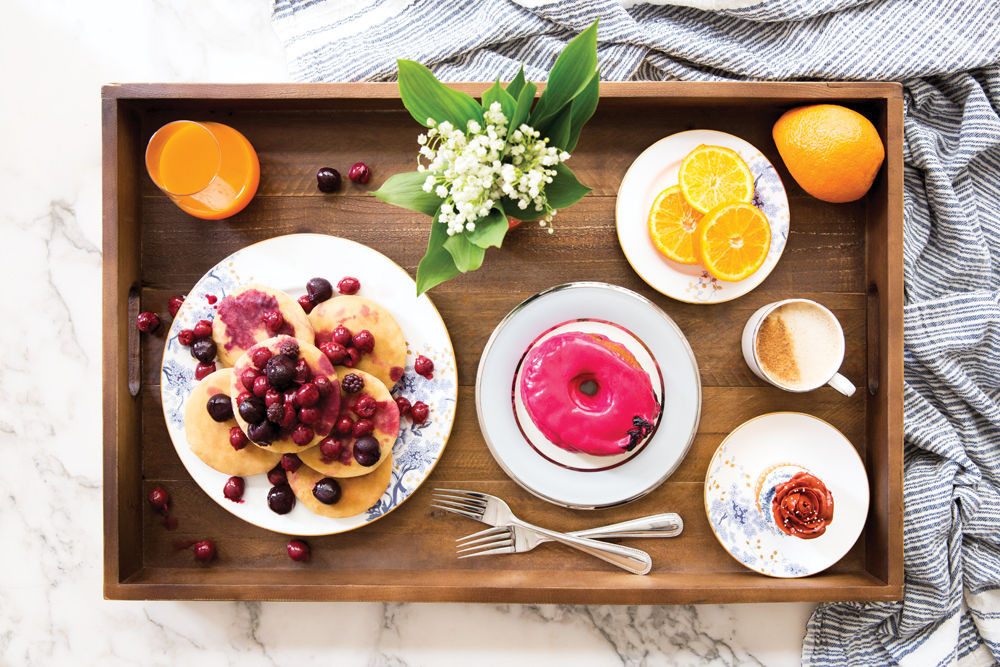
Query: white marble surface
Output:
[[0, 0, 814, 663]]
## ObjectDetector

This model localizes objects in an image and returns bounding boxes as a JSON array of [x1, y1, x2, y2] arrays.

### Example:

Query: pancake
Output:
[[309, 295, 407, 389], [212, 284, 314, 367], [184, 368, 281, 476], [287, 456, 393, 518], [298, 368, 399, 478]]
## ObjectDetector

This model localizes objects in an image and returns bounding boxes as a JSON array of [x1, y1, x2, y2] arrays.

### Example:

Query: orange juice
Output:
[[145, 121, 260, 219]]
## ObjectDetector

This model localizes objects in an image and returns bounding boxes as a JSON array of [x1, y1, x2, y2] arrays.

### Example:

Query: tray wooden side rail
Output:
[[103, 82, 903, 603]]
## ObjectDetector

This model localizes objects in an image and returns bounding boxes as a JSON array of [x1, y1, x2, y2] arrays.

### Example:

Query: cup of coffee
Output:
[[741, 299, 855, 396]]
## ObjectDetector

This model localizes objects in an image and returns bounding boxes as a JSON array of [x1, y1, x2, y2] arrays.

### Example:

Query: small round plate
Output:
[[704, 412, 869, 577], [160, 234, 457, 536], [616, 130, 790, 304], [476, 282, 701, 509]]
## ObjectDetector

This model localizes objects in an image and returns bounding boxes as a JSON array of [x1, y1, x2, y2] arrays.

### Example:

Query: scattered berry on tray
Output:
[[287, 539, 311, 562], [167, 295, 185, 317], [148, 486, 169, 511], [348, 162, 371, 184], [223, 476, 245, 502], [136, 311, 161, 333], [193, 540, 216, 563], [316, 167, 341, 193], [337, 276, 360, 295]]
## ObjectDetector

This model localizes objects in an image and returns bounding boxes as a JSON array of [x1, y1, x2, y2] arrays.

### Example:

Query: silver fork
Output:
[[432, 489, 653, 575], [456, 512, 683, 557]]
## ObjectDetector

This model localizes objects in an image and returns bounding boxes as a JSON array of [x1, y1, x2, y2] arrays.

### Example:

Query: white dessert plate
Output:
[[476, 282, 701, 509], [160, 234, 457, 536], [705, 412, 869, 577], [616, 129, 790, 304]]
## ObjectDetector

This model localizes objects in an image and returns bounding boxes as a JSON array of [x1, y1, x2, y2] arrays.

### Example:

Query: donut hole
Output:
[[569, 373, 610, 412]]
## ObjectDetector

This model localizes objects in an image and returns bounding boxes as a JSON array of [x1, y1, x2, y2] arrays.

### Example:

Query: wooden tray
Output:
[[103, 82, 903, 603]]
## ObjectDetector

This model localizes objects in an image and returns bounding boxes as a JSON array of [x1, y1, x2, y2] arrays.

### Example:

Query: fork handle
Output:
[[515, 519, 652, 575], [569, 513, 683, 540]]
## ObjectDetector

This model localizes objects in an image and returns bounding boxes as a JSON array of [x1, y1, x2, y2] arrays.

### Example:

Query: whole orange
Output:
[[772, 104, 885, 203]]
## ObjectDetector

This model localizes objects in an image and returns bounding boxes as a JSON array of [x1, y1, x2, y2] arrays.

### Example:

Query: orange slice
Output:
[[648, 185, 703, 264], [694, 202, 771, 282], [678, 145, 755, 214]]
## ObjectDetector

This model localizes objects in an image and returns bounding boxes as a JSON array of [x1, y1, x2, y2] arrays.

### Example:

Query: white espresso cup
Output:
[[741, 298, 856, 397]]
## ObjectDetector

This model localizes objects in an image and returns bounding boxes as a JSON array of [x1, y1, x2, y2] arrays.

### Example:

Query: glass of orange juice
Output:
[[145, 120, 260, 220]]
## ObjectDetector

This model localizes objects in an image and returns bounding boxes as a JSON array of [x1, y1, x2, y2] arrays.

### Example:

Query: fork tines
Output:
[[430, 489, 487, 521], [455, 526, 514, 558]]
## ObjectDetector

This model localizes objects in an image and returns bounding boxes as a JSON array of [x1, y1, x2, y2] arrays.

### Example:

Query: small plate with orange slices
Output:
[[616, 130, 790, 304]]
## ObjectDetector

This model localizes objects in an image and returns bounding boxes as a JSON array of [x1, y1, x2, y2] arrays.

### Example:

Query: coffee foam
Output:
[[755, 302, 842, 390]]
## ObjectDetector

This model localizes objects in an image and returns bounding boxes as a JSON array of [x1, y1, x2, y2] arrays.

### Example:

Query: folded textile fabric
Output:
[[271, 1, 1000, 664]]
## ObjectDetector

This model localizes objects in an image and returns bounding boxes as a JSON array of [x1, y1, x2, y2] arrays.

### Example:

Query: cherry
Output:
[[283, 388, 298, 406], [267, 463, 287, 486], [206, 393, 233, 422], [262, 309, 283, 332], [281, 454, 302, 472], [337, 277, 360, 295], [191, 338, 217, 363], [352, 419, 374, 438], [316, 167, 341, 193], [193, 540, 216, 563], [343, 347, 361, 367], [229, 426, 248, 450], [148, 486, 169, 511], [320, 341, 347, 364], [319, 437, 342, 459], [265, 388, 283, 407], [313, 376, 333, 397], [264, 355, 296, 390], [395, 396, 412, 416], [341, 373, 364, 394], [414, 355, 434, 377], [410, 401, 429, 424], [192, 319, 213, 339], [353, 395, 377, 418], [238, 396, 266, 424], [136, 311, 161, 333], [295, 383, 320, 408], [306, 277, 333, 304], [194, 362, 216, 380], [279, 403, 298, 429], [352, 330, 375, 353], [287, 539, 311, 562], [332, 325, 353, 346], [223, 476, 245, 502], [178, 329, 195, 346], [236, 391, 253, 405], [167, 295, 185, 317], [293, 359, 311, 384], [252, 375, 270, 398], [348, 162, 371, 184], [353, 436, 380, 467], [291, 423, 314, 446], [240, 367, 261, 392], [247, 420, 277, 445], [267, 484, 295, 514], [335, 415, 354, 434], [297, 294, 314, 314], [298, 407, 321, 425], [251, 347, 273, 369], [312, 478, 341, 505]]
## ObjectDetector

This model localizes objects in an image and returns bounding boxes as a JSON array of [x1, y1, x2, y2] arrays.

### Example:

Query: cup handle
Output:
[[828, 372, 856, 397]]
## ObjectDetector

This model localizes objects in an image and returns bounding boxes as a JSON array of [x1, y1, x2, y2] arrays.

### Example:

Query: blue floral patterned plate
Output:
[[705, 412, 869, 577], [616, 130, 790, 304], [160, 234, 457, 536]]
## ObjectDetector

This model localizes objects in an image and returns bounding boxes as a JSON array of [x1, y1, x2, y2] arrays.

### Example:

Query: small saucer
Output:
[[476, 282, 701, 509], [704, 412, 869, 577]]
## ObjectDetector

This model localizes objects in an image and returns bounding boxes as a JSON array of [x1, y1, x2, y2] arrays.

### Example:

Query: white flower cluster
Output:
[[418, 102, 570, 235]]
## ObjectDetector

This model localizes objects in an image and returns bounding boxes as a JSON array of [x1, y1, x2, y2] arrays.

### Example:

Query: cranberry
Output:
[[265, 388, 283, 407], [248, 420, 277, 445], [136, 311, 161, 333], [240, 367, 260, 392], [410, 401, 430, 424], [354, 436, 381, 467], [313, 376, 333, 397], [251, 347, 273, 369], [229, 426, 248, 450], [335, 415, 354, 434], [352, 418, 374, 438], [332, 325, 353, 346], [262, 309, 283, 332], [312, 478, 342, 505], [348, 162, 371, 184], [353, 395, 377, 418], [167, 296, 185, 317], [148, 486, 169, 511], [194, 362, 216, 380], [193, 319, 213, 339], [238, 396, 266, 424], [267, 464, 287, 486], [320, 341, 347, 364], [295, 383, 320, 408], [178, 329, 195, 346], [281, 454, 302, 472], [279, 403, 298, 429], [293, 359, 311, 384], [191, 338, 217, 363], [316, 167, 341, 193], [414, 355, 434, 377], [266, 402, 285, 424], [267, 484, 296, 514], [264, 355, 296, 390], [291, 423, 314, 446], [297, 294, 314, 314], [341, 373, 364, 394], [206, 393, 233, 422], [343, 347, 361, 367], [223, 476, 245, 502], [279, 340, 299, 358], [287, 539, 311, 562], [236, 391, 253, 406], [319, 437, 342, 459], [395, 396, 412, 416], [337, 277, 360, 295], [298, 407, 321, 425], [306, 277, 333, 304], [252, 375, 270, 398], [352, 330, 375, 353], [193, 540, 216, 563]]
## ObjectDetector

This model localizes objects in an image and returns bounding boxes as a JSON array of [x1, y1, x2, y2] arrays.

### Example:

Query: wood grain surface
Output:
[[103, 82, 904, 603]]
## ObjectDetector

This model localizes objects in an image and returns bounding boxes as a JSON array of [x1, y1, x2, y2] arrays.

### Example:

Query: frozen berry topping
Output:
[[352, 330, 375, 352], [247, 419, 277, 445], [240, 367, 260, 392], [192, 319, 213, 340], [148, 486, 169, 511], [194, 362, 216, 380], [306, 277, 333, 304], [178, 329, 195, 346], [266, 402, 285, 424], [332, 325, 353, 346], [229, 426, 248, 450], [281, 453, 302, 472], [239, 396, 266, 424], [267, 463, 287, 486], [313, 376, 333, 397], [223, 476, 245, 502], [206, 393, 233, 422], [353, 395, 377, 418], [319, 437, 342, 459], [262, 309, 283, 332], [335, 415, 354, 434], [267, 483, 296, 514], [295, 383, 320, 408], [312, 478, 342, 505], [279, 339, 299, 358], [251, 347, 272, 369], [264, 354, 296, 390], [320, 341, 347, 364], [168, 296, 185, 317], [351, 419, 374, 438], [287, 539, 311, 562], [291, 423, 314, 446], [252, 374, 270, 397], [337, 277, 360, 295], [298, 407, 321, 425], [343, 347, 361, 367], [136, 311, 161, 333], [264, 388, 283, 407], [341, 373, 364, 394], [297, 293, 314, 314], [293, 358, 311, 384]]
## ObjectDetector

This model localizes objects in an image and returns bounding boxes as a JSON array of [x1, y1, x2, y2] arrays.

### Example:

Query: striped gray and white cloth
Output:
[[271, 1, 1000, 664]]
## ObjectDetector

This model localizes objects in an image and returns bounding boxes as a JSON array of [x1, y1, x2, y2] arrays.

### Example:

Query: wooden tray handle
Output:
[[128, 284, 140, 397], [867, 282, 880, 395]]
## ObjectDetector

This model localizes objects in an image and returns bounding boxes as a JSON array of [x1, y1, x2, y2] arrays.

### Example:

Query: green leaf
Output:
[[529, 20, 598, 128], [416, 212, 461, 295], [502, 196, 543, 222], [481, 79, 516, 127], [564, 70, 600, 152], [507, 81, 537, 143], [397, 59, 483, 129], [467, 205, 508, 249], [506, 66, 527, 100], [546, 163, 591, 209], [544, 108, 573, 151], [372, 171, 443, 217], [443, 232, 486, 272]]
